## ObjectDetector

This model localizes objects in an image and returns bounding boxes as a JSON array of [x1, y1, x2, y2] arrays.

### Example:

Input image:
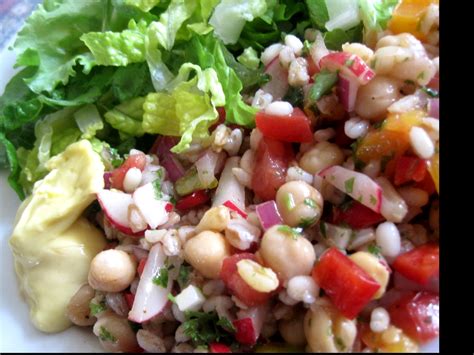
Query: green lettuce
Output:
[[125, 0, 161, 12], [237, 47, 260, 70], [142, 63, 224, 153], [105, 97, 146, 137], [74, 104, 104, 139], [359, 0, 399, 31], [209, 0, 268, 45]]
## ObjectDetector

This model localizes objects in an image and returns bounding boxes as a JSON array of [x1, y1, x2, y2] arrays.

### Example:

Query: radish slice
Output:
[[261, 56, 289, 100], [234, 302, 269, 345], [213, 157, 246, 212], [151, 136, 185, 182], [97, 189, 144, 235], [310, 31, 329, 72], [337, 73, 360, 112], [223, 200, 248, 218], [255, 201, 283, 231], [319, 165, 382, 213], [128, 243, 172, 323], [133, 183, 169, 229], [319, 52, 375, 85], [428, 98, 439, 119], [374, 176, 408, 223]]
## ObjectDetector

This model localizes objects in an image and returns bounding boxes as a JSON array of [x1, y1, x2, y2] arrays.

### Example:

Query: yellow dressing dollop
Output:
[[9, 140, 107, 333]]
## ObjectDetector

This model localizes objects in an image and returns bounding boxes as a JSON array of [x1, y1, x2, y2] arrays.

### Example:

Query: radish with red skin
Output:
[[97, 189, 146, 236], [133, 183, 169, 229], [319, 165, 383, 213], [128, 243, 172, 323], [234, 303, 269, 346], [337, 74, 360, 112], [319, 52, 375, 85], [261, 56, 289, 100], [427, 98, 439, 119], [176, 190, 210, 211], [209, 343, 231, 353], [124, 293, 135, 309], [223, 200, 247, 218]]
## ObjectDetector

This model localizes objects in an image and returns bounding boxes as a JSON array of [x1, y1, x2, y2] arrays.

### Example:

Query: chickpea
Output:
[[304, 299, 357, 352], [276, 181, 324, 228], [355, 76, 402, 121], [279, 312, 307, 346], [349, 251, 390, 299], [299, 141, 344, 175], [259, 225, 316, 282], [88, 249, 137, 293], [66, 284, 96, 326], [93, 312, 140, 352], [183, 231, 231, 279]]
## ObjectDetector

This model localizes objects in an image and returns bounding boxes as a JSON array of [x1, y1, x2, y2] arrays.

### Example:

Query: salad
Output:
[[0, 0, 439, 353]]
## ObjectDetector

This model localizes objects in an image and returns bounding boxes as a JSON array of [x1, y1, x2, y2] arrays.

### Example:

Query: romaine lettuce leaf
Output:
[[105, 97, 146, 136], [125, 0, 161, 12], [237, 47, 260, 70]]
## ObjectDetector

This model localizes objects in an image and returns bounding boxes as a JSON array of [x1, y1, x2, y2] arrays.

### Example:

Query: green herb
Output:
[[417, 71, 425, 80], [299, 216, 317, 229], [284, 193, 296, 211], [152, 178, 163, 199], [302, 40, 312, 57], [89, 300, 107, 316], [404, 79, 415, 86], [216, 317, 236, 333], [183, 311, 235, 346], [283, 86, 305, 107], [309, 69, 339, 101], [109, 147, 124, 168], [319, 221, 327, 238], [168, 293, 177, 303], [368, 243, 382, 257], [99, 326, 117, 343], [354, 157, 366, 171], [344, 177, 355, 194], [177, 264, 192, 289], [345, 59, 354, 67], [335, 336, 346, 351], [304, 198, 317, 209], [277, 225, 302, 239], [370, 194, 377, 206], [152, 267, 169, 288], [421, 86, 439, 98]]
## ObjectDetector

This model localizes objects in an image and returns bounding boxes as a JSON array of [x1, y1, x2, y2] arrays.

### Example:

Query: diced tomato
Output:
[[251, 137, 294, 201], [393, 243, 439, 285], [137, 257, 147, 277], [413, 170, 437, 195], [388, 291, 439, 343], [312, 248, 381, 319], [223, 200, 248, 218], [394, 156, 427, 186], [209, 342, 232, 353], [220, 253, 273, 307], [175, 190, 210, 211], [256, 108, 313, 143], [111, 153, 147, 190], [165, 202, 174, 213], [388, 0, 439, 41], [330, 201, 385, 229], [124, 292, 135, 309], [233, 317, 258, 346]]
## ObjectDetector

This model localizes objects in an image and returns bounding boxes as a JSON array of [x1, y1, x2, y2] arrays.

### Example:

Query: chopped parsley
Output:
[[299, 216, 317, 229], [304, 198, 317, 209], [277, 225, 302, 240], [344, 177, 355, 194], [368, 243, 382, 257], [183, 311, 235, 346], [335, 336, 346, 351], [152, 178, 163, 199], [369, 194, 377, 206], [421, 86, 439, 98], [109, 147, 124, 168], [309, 69, 339, 101], [152, 267, 169, 288], [302, 40, 312, 57], [319, 221, 327, 239], [404, 79, 415, 86], [98, 326, 117, 343], [89, 299, 107, 316], [345, 59, 354, 67], [417, 71, 425, 80], [283, 86, 305, 107], [177, 264, 192, 289]]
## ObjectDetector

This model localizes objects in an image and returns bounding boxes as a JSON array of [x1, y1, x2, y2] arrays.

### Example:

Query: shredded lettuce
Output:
[[209, 0, 268, 45], [105, 97, 146, 137], [237, 47, 260, 70], [125, 0, 161, 12], [359, 0, 399, 31], [74, 104, 104, 139]]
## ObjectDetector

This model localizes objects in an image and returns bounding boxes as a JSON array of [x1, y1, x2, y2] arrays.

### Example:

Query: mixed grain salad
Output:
[[1, 0, 439, 352]]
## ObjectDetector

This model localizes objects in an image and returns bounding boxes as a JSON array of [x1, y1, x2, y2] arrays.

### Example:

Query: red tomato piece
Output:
[[330, 201, 386, 229], [256, 108, 313, 143], [124, 292, 135, 309], [251, 137, 294, 201], [209, 343, 232, 353], [220, 253, 273, 307], [111, 153, 147, 190], [394, 156, 427, 186], [307, 56, 320, 77], [175, 190, 210, 211], [388, 291, 439, 343], [413, 172, 437, 196], [312, 248, 381, 319], [233, 317, 258, 346], [393, 243, 439, 285], [137, 257, 147, 277]]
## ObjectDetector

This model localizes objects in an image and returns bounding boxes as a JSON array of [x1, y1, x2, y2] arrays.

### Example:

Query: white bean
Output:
[[344, 117, 370, 139], [123, 168, 142, 193], [375, 222, 401, 258], [370, 307, 390, 333], [251, 89, 273, 109], [287, 276, 319, 304], [265, 101, 294, 116], [285, 34, 304, 56], [261, 43, 284, 66], [409, 126, 435, 159]]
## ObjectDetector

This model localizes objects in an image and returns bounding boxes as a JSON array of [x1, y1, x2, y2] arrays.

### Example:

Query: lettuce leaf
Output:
[[359, 0, 399, 31], [142, 63, 224, 153], [237, 47, 260, 70], [305, 0, 330, 29], [209, 0, 268, 45], [0, 133, 24, 199], [105, 97, 146, 136], [125, 0, 161, 12], [80, 20, 148, 66], [74, 104, 104, 139]]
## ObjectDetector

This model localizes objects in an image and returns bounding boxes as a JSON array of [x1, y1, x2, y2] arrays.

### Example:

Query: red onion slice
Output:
[[337, 73, 360, 112], [255, 201, 283, 231]]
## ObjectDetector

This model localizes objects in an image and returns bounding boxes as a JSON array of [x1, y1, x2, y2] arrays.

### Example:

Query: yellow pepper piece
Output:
[[384, 110, 426, 134], [361, 325, 419, 353], [389, 0, 439, 41]]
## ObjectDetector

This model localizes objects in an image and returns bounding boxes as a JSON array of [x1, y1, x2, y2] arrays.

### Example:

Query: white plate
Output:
[[0, 36, 439, 353]]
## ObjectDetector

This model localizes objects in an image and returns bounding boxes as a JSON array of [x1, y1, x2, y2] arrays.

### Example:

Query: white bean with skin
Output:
[[375, 222, 401, 258], [409, 126, 435, 159], [344, 117, 370, 139], [265, 101, 294, 116], [279, 312, 307, 346]]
